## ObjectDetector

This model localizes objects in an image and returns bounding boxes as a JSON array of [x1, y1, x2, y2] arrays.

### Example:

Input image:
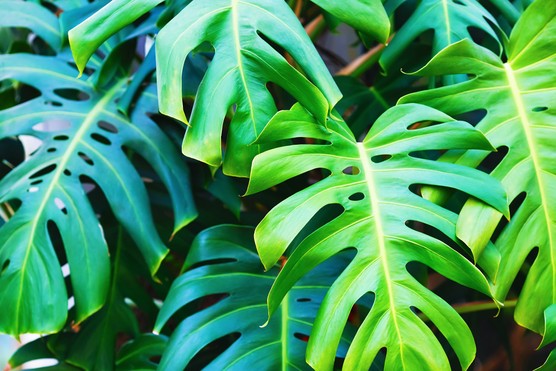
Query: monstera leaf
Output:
[[381, 0, 501, 76], [155, 225, 354, 370], [400, 0, 556, 356], [70, 0, 341, 177], [156, 0, 342, 176], [0, 54, 196, 335], [246, 104, 508, 370]]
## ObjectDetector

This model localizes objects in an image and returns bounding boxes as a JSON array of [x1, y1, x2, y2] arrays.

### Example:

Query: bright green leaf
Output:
[[400, 0, 556, 341], [68, 0, 163, 74], [381, 0, 501, 76], [156, 0, 341, 176], [247, 103, 508, 370]]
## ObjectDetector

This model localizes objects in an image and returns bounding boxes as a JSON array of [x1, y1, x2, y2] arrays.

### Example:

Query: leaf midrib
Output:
[[357, 143, 405, 365], [231, 0, 258, 137]]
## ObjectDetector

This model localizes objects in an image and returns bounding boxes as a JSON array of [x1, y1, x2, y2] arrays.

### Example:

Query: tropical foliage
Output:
[[0, 0, 554, 370]]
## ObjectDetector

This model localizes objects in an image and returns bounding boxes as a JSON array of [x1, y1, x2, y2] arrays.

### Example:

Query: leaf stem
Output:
[[336, 42, 386, 77], [306, 14, 325, 40], [453, 299, 517, 315], [419, 299, 518, 322]]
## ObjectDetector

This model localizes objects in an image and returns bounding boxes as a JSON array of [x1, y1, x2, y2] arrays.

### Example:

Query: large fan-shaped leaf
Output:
[[154, 225, 353, 370], [156, 0, 341, 176], [246, 104, 508, 370], [381, 0, 501, 75], [400, 0, 556, 342], [69, 0, 342, 177], [0, 54, 196, 335]]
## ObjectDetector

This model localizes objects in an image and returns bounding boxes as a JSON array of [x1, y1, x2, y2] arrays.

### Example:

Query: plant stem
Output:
[[336, 42, 386, 77], [306, 14, 325, 40], [418, 299, 518, 322], [454, 299, 517, 315]]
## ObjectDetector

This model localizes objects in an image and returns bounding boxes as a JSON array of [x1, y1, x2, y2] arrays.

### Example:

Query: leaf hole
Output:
[[1, 259, 10, 276], [406, 120, 443, 130], [408, 150, 443, 161], [371, 154, 392, 163], [294, 333, 310, 342], [452, 109, 487, 126], [66, 61, 94, 76], [79, 175, 98, 194], [348, 192, 365, 201], [184, 332, 240, 370], [28, 186, 39, 193], [490, 192, 526, 242], [30, 179, 43, 185], [53, 135, 69, 141], [478, 146, 509, 173], [342, 166, 360, 175], [44, 100, 62, 107], [90, 133, 111, 145], [532, 106, 548, 112], [19, 135, 43, 156], [467, 26, 500, 55], [53, 88, 90, 101], [33, 119, 71, 132], [97, 120, 118, 133], [296, 297, 311, 303], [405, 220, 470, 258], [63, 169, 71, 176], [348, 292, 375, 328], [47, 148, 57, 153], [30, 164, 57, 179], [54, 197, 67, 215], [0, 80, 41, 108], [78, 152, 94, 166]]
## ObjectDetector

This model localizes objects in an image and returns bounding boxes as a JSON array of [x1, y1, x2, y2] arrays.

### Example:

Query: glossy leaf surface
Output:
[[381, 0, 501, 75], [156, 0, 341, 176], [247, 104, 507, 370], [155, 225, 352, 370], [401, 0, 556, 343], [0, 54, 196, 335]]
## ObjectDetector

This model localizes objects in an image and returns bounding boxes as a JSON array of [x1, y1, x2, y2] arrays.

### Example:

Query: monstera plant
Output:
[[0, 0, 554, 370]]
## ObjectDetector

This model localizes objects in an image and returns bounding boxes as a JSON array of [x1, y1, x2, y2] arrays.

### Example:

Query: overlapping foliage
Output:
[[1, 0, 554, 370]]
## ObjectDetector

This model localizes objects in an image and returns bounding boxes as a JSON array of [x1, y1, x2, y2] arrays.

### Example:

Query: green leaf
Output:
[[68, 0, 164, 74], [0, 0, 62, 51], [246, 103, 508, 370], [155, 225, 353, 370], [116, 334, 168, 371], [381, 0, 501, 75], [400, 0, 556, 338], [156, 0, 341, 176], [310, 0, 390, 43], [0, 54, 196, 335], [536, 305, 556, 370]]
